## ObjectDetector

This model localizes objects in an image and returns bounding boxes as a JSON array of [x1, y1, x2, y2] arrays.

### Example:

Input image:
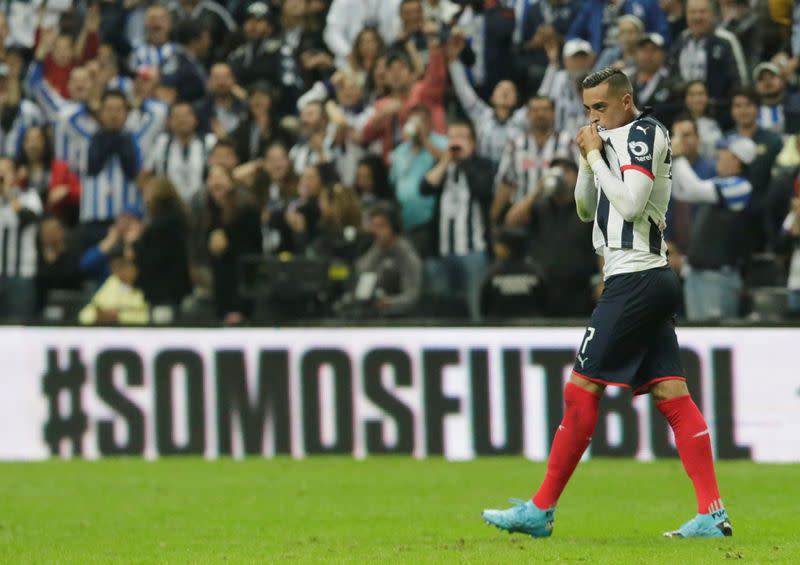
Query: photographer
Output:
[[421, 119, 493, 320], [0, 157, 43, 320], [505, 158, 596, 317]]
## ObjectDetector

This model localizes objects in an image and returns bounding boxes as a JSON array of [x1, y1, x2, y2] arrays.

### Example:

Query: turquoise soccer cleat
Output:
[[482, 498, 555, 538], [663, 508, 733, 538]]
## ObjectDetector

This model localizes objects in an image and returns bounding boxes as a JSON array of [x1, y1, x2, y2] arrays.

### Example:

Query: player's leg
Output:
[[652, 379, 732, 538]]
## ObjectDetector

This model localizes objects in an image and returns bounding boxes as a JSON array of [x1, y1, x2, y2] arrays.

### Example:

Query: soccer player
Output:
[[481, 67, 733, 539]]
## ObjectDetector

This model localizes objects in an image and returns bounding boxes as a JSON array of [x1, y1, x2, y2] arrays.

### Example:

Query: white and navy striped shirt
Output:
[[146, 132, 216, 203], [495, 129, 575, 201], [538, 65, 586, 139], [583, 115, 672, 277], [289, 123, 337, 175], [757, 104, 785, 135], [127, 99, 169, 158], [439, 164, 488, 256], [129, 41, 177, 71], [449, 61, 527, 164], [0, 100, 44, 158], [0, 187, 43, 278]]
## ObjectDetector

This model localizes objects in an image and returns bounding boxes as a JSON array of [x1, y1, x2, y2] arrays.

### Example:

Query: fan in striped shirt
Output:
[[129, 6, 176, 71], [491, 95, 576, 223], [446, 33, 527, 165]]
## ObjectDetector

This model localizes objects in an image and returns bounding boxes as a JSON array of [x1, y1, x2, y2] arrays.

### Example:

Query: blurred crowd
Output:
[[0, 0, 799, 325]]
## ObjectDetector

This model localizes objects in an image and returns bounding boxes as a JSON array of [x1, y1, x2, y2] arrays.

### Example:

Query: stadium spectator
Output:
[[279, 162, 332, 255], [231, 83, 293, 164], [361, 33, 446, 162], [46, 159, 81, 228], [670, 0, 748, 119], [421, 119, 493, 320], [388, 104, 444, 245], [227, 2, 280, 90], [81, 90, 143, 245], [719, 0, 763, 69], [538, 38, 595, 139], [201, 165, 262, 324], [160, 20, 211, 104], [208, 139, 241, 172], [131, 177, 192, 310], [79, 207, 143, 286], [16, 126, 52, 204], [752, 62, 800, 135], [594, 14, 644, 71], [35, 214, 82, 315], [778, 196, 800, 315], [567, 0, 670, 52], [480, 225, 548, 319], [504, 158, 596, 317], [167, 0, 236, 64], [144, 102, 215, 204], [289, 100, 335, 174], [342, 201, 422, 317], [0, 157, 42, 320], [659, 0, 687, 40], [129, 5, 176, 71], [683, 80, 723, 160], [354, 155, 393, 209], [0, 64, 44, 160], [345, 27, 385, 83], [667, 115, 717, 254], [125, 67, 169, 160], [311, 183, 365, 262], [492, 96, 575, 224], [628, 33, 681, 128], [324, 0, 403, 65], [422, 0, 460, 28], [447, 32, 526, 166], [515, 0, 580, 97], [194, 63, 249, 137], [671, 133, 757, 320], [78, 247, 150, 326], [452, 0, 516, 100]]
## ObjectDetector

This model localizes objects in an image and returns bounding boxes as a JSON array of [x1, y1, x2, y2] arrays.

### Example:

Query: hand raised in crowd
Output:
[[84, 3, 102, 33], [285, 209, 306, 233], [35, 28, 59, 61], [99, 225, 120, 254], [446, 33, 466, 63], [48, 185, 70, 207], [576, 124, 603, 158], [423, 21, 441, 48], [671, 133, 685, 158], [378, 98, 403, 120]]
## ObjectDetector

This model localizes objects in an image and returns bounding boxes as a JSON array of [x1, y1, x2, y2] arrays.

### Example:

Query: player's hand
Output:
[[576, 124, 603, 158]]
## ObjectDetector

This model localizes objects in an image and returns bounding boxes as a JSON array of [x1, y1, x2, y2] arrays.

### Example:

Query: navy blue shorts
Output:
[[573, 266, 685, 395]]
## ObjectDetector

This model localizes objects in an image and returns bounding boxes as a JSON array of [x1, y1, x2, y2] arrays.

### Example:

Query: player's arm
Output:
[[580, 123, 658, 222], [574, 155, 597, 222]]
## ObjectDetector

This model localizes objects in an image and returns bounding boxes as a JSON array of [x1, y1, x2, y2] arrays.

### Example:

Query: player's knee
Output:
[[569, 373, 605, 396], [649, 378, 690, 402]]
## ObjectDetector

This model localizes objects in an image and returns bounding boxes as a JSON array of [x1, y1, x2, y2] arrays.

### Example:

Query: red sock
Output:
[[657, 394, 723, 514], [532, 381, 599, 509]]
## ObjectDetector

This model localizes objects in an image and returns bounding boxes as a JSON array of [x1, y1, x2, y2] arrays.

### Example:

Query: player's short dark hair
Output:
[[730, 87, 759, 106], [527, 95, 555, 110], [447, 118, 477, 141], [671, 112, 698, 134], [582, 67, 633, 95]]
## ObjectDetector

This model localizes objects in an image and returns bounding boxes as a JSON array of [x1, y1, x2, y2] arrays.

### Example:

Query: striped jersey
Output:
[[0, 100, 44, 158], [592, 115, 672, 266], [146, 132, 216, 203], [127, 99, 169, 158], [757, 104, 784, 135], [0, 187, 43, 278], [129, 41, 177, 71], [448, 61, 527, 164], [495, 129, 575, 201], [438, 163, 488, 256], [538, 66, 585, 138]]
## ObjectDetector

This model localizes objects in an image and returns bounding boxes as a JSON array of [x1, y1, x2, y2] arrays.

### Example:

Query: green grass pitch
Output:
[[0, 458, 796, 564]]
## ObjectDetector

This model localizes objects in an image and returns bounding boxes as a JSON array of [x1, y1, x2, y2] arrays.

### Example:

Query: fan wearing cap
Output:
[[628, 33, 681, 127], [671, 132, 755, 320], [753, 62, 800, 136], [227, 2, 281, 90], [538, 38, 595, 138]]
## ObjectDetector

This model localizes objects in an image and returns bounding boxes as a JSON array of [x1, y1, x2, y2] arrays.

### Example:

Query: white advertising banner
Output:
[[0, 327, 796, 462]]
